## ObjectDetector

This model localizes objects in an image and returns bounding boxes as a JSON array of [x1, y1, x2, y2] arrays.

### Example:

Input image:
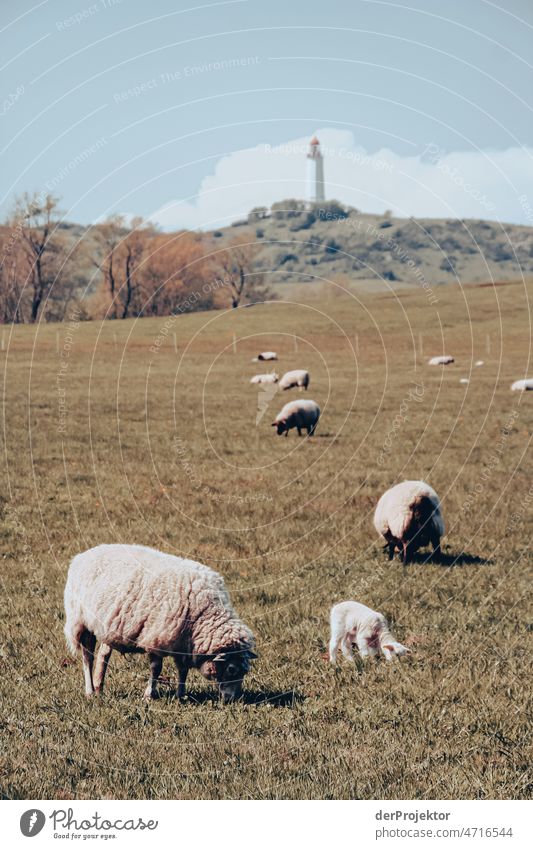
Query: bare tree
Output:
[[215, 236, 268, 309], [12, 193, 66, 322]]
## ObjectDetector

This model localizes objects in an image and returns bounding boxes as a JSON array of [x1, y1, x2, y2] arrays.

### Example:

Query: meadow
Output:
[[0, 279, 532, 800]]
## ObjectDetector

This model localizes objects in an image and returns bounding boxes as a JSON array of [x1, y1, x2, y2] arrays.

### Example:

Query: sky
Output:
[[1, 0, 533, 229]]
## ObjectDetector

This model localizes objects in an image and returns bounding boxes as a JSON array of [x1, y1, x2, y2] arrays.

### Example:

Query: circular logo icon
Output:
[[20, 810, 46, 837]]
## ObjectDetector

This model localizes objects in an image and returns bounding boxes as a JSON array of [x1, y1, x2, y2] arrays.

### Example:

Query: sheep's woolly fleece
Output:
[[64, 544, 254, 658], [373, 480, 444, 542]]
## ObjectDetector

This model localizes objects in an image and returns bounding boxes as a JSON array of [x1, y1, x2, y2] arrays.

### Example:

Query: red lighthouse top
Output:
[[310, 135, 320, 145]]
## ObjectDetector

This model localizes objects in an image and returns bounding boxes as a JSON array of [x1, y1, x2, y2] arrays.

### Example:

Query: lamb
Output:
[[278, 369, 310, 391], [329, 601, 410, 663], [511, 378, 533, 391], [255, 351, 277, 361], [428, 355, 454, 365], [272, 399, 320, 436], [250, 372, 278, 384], [64, 544, 257, 703], [373, 480, 444, 563]]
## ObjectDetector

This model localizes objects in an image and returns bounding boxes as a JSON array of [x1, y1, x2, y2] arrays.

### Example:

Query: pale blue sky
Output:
[[1, 0, 533, 227]]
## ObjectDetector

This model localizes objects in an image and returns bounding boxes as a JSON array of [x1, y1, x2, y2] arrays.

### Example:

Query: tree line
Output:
[[0, 193, 270, 323]]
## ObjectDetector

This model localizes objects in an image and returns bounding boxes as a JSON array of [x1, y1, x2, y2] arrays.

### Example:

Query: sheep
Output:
[[329, 601, 410, 663], [428, 355, 454, 365], [373, 480, 444, 563], [255, 351, 277, 361], [511, 378, 533, 391], [475, 360, 484, 367], [64, 544, 257, 703], [272, 399, 320, 436], [278, 369, 310, 391], [250, 372, 278, 385]]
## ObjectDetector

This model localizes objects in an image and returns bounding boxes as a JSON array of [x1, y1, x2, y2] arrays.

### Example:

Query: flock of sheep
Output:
[[64, 348, 455, 704]]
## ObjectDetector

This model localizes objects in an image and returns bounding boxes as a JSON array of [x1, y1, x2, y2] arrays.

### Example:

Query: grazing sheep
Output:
[[256, 351, 277, 361], [250, 373, 278, 385], [64, 544, 257, 703], [272, 399, 320, 436], [475, 360, 484, 367], [511, 378, 533, 391], [374, 480, 444, 563], [428, 355, 454, 365], [329, 601, 410, 663], [460, 378, 469, 384], [278, 369, 310, 391]]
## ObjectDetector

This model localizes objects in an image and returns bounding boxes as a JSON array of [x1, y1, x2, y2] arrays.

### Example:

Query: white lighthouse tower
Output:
[[306, 135, 325, 204]]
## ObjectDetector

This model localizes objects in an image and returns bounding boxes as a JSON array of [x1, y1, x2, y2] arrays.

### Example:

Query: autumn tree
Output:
[[213, 236, 269, 309], [8, 193, 69, 323], [93, 216, 153, 319]]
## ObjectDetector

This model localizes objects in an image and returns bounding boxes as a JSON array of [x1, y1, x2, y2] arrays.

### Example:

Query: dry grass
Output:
[[0, 280, 532, 799]]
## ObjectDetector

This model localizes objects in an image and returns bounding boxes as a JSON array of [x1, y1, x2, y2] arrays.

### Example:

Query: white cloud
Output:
[[148, 128, 533, 230]]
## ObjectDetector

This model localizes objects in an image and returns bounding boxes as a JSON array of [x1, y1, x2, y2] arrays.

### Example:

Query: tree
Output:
[[11, 193, 67, 322], [214, 236, 269, 308], [93, 217, 152, 319]]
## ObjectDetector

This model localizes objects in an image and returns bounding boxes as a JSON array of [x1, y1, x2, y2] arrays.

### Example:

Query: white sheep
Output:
[[374, 480, 444, 563], [329, 601, 410, 663], [255, 351, 278, 361], [511, 378, 533, 391], [428, 355, 454, 365], [475, 360, 484, 367], [278, 369, 310, 391], [272, 399, 320, 436], [250, 373, 278, 385], [64, 544, 257, 702]]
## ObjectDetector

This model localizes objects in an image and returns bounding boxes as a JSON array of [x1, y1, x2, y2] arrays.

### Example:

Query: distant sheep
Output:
[[250, 373, 278, 385], [329, 601, 410, 663], [64, 544, 257, 703], [374, 480, 444, 563], [272, 399, 320, 436], [428, 355, 454, 365], [511, 378, 533, 391], [278, 369, 309, 391], [475, 360, 484, 367], [460, 378, 469, 384], [256, 351, 277, 361]]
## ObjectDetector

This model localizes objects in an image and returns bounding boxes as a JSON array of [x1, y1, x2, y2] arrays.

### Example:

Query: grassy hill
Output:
[[216, 204, 533, 297], [1, 279, 531, 799]]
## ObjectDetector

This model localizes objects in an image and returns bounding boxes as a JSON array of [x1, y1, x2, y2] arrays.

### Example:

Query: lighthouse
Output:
[[306, 135, 325, 204]]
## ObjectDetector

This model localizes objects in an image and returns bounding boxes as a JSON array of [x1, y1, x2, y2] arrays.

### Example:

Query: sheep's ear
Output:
[[271, 422, 277, 427]]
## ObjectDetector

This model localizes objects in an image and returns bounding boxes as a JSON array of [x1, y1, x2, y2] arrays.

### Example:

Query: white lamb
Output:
[[250, 373, 278, 385], [272, 399, 320, 436], [511, 378, 533, 391], [428, 355, 454, 365], [374, 480, 444, 563], [64, 544, 257, 703], [329, 601, 410, 663], [256, 351, 277, 361], [278, 369, 310, 391]]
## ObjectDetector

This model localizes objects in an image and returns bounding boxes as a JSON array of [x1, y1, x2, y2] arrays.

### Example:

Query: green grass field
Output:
[[1, 280, 532, 800]]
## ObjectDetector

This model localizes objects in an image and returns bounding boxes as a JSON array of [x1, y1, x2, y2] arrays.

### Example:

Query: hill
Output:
[[213, 202, 533, 296]]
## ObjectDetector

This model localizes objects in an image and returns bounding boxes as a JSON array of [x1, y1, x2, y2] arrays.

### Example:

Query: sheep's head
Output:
[[200, 648, 258, 703], [272, 418, 287, 435]]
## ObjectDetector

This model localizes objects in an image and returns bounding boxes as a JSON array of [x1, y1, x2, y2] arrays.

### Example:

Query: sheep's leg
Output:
[[173, 657, 189, 698], [143, 653, 163, 700], [297, 427, 302, 436], [80, 630, 96, 697], [93, 643, 112, 694], [328, 631, 343, 663], [341, 635, 355, 662], [431, 534, 442, 561], [388, 540, 395, 560]]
